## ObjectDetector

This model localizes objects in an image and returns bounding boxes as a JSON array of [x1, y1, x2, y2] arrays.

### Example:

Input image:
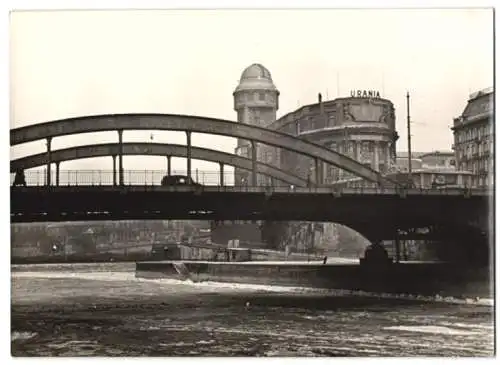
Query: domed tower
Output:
[[233, 64, 279, 186]]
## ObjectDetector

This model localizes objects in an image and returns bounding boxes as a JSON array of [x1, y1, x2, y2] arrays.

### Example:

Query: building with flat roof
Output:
[[451, 87, 494, 187], [395, 151, 456, 172]]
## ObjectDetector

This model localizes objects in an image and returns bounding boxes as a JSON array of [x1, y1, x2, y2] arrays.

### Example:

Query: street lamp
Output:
[[406, 92, 412, 187]]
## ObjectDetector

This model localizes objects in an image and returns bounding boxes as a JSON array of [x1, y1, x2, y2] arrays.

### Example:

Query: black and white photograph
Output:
[[7, 2, 495, 359]]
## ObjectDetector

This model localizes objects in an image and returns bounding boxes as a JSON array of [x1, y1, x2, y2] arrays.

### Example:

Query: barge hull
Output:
[[135, 260, 492, 298]]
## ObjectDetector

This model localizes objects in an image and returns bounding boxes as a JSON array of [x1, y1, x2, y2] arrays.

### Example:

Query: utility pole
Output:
[[406, 91, 412, 187]]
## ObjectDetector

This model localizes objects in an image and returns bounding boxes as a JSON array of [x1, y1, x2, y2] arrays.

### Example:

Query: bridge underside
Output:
[[11, 186, 492, 266]]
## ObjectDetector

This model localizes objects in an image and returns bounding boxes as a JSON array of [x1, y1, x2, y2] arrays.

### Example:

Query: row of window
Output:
[[460, 158, 493, 173], [278, 145, 391, 173], [278, 112, 339, 135], [235, 91, 276, 104], [456, 140, 493, 159], [472, 175, 493, 187], [455, 122, 493, 143], [330, 141, 390, 154]]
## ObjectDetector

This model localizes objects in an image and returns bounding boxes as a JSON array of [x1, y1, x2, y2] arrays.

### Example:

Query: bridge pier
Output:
[[251, 140, 257, 186], [186, 131, 192, 183], [46, 137, 52, 186], [166, 155, 171, 176], [118, 130, 124, 185], [112, 155, 117, 186], [219, 162, 224, 186]]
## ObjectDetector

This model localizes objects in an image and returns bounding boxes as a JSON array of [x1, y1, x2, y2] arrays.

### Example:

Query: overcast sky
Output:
[[9, 8, 494, 173]]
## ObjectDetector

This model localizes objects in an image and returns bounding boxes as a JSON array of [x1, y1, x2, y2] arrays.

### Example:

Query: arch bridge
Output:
[[10, 113, 398, 187]]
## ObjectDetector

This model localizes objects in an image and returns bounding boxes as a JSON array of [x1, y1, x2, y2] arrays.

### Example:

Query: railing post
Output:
[[315, 158, 321, 185], [46, 137, 52, 186], [219, 162, 224, 186], [251, 140, 257, 187], [118, 129, 124, 186], [112, 155, 117, 186], [166, 155, 171, 176], [186, 131, 192, 184], [55, 162, 60, 186]]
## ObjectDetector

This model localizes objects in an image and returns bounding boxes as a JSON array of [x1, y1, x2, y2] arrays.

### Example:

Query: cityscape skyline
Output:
[[9, 9, 493, 173]]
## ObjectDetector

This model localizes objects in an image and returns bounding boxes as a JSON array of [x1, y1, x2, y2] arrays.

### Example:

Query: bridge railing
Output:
[[10, 169, 242, 187], [10, 170, 492, 196], [11, 169, 302, 187]]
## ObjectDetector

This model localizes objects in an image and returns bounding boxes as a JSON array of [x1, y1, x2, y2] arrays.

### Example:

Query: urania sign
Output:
[[350, 90, 381, 98]]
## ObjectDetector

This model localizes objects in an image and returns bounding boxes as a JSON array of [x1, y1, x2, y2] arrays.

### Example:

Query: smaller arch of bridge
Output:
[[10, 143, 312, 187]]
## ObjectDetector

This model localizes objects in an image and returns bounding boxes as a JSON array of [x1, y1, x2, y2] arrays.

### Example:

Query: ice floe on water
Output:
[[383, 325, 483, 336], [12, 331, 37, 341], [12, 269, 493, 307]]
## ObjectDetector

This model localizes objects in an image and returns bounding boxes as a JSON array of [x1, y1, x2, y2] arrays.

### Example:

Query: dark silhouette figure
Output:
[[13, 169, 27, 187], [323, 256, 328, 264]]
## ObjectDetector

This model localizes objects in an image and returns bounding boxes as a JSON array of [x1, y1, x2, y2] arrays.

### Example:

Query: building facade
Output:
[[395, 151, 456, 172], [451, 87, 494, 187], [267, 92, 399, 183]]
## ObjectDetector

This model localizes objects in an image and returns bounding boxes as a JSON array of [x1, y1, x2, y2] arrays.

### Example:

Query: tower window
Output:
[[259, 92, 265, 101]]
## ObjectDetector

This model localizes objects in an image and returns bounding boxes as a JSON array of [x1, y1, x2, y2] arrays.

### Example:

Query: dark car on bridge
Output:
[[161, 175, 202, 187]]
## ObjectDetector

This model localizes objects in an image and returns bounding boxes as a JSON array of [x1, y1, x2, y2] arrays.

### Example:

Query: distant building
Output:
[[420, 151, 456, 170], [268, 91, 398, 182], [395, 152, 424, 171], [396, 151, 456, 172], [451, 87, 494, 187], [334, 170, 473, 190]]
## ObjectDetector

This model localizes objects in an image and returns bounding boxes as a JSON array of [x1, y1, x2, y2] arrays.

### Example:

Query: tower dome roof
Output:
[[235, 63, 277, 92]]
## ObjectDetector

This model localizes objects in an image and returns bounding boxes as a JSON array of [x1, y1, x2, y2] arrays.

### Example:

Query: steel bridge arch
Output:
[[10, 113, 396, 186], [10, 143, 311, 187]]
